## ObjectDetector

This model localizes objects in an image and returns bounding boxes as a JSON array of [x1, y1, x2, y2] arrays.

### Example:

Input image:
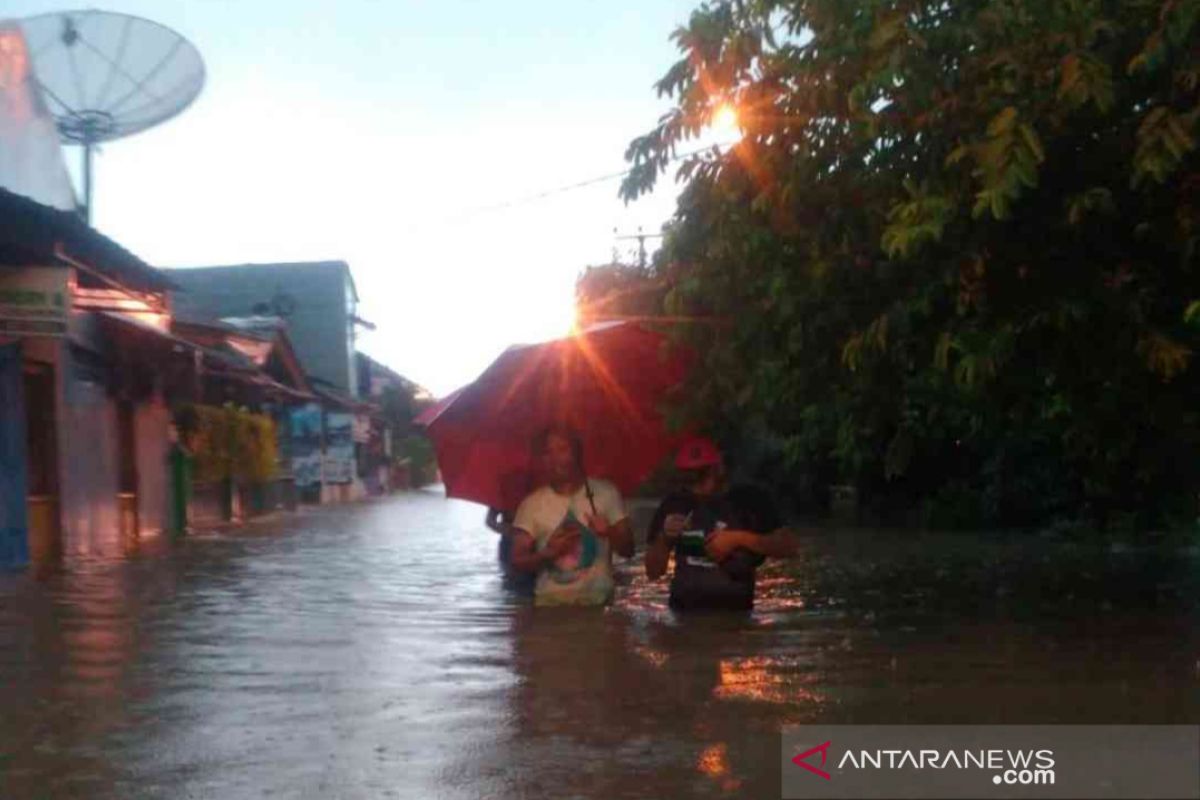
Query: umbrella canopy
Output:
[[425, 321, 690, 510], [413, 386, 464, 428]]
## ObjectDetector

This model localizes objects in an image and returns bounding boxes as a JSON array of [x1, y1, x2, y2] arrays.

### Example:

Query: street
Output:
[[1, 489, 1197, 799]]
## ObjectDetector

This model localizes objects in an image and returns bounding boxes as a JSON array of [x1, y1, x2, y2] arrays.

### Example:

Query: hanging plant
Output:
[[175, 403, 278, 484]]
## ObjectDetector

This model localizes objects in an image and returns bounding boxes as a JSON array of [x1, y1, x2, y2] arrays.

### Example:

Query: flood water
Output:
[[1, 488, 1197, 798]]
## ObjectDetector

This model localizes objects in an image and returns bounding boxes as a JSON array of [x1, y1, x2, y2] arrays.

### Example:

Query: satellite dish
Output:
[[17, 10, 205, 221], [271, 291, 297, 318]]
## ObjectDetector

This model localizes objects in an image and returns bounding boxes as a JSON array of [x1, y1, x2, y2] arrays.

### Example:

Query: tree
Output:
[[380, 384, 440, 485], [575, 261, 669, 327], [622, 0, 1200, 529]]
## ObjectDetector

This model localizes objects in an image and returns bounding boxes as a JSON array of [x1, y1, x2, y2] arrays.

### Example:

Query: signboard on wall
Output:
[[290, 403, 322, 488], [0, 267, 68, 336], [323, 412, 355, 485], [352, 413, 371, 444]]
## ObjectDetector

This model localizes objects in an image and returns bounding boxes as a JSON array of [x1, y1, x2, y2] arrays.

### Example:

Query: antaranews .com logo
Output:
[[781, 725, 1200, 800], [792, 739, 1057, 787]]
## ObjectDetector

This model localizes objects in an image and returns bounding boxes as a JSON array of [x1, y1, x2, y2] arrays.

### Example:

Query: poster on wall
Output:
[[290, 404, 322, 488], [323, 412, 354, 485], [352, 413, 371, 444], [0, 267, 68, 337]]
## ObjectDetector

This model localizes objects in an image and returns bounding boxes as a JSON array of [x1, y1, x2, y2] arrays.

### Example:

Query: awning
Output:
[[206, 368, 315, 403], [100, 311, 315, 403], [97, 310, 198, 355], [311, 383, 375, 413]]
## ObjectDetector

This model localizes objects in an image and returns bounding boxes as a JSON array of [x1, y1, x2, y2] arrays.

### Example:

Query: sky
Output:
[[5, 0, 706, 396]]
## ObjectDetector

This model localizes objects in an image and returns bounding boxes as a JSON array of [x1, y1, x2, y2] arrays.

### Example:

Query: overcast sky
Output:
[[6, 0, 702, 395]]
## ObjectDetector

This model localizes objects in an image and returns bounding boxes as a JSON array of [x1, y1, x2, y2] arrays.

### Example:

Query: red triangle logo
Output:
[[791, 740, 832, 780]]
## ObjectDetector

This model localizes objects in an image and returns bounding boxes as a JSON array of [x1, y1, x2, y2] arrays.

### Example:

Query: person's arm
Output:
[[585, 481, 633, 558], [607, 518, 635, 558], [645, 530, 673, 580], [510, 524, 581, 573], [742, 527, 799, 558], [705, 527, 799, 562], [509, 529, 550, 574], [587, 512, 634, 558], [485, 508, 508, 535], [645, 502, 687, 579]]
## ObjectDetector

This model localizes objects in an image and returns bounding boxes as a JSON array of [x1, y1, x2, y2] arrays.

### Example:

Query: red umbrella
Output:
[[424, 321, 690, 510], [413, 386, 464, 427]]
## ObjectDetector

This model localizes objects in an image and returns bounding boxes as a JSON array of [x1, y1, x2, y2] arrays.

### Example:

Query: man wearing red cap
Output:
[[645, 437, 798, 611]]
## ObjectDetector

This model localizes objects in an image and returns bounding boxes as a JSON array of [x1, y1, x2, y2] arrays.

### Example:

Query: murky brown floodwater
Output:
[[1, 488, 1197, 799]]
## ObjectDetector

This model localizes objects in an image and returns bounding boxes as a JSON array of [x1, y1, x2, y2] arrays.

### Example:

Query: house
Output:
[[167, 262, 370, 397], [172, 313, 314, 407], [356, 352, 434, 492], [306, 378, 377, 504], [169, 314, 316, 522], [0, 187, 186, 566], [357, 351, 431, 404]]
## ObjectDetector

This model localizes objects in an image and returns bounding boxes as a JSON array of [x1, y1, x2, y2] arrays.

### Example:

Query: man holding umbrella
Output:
[[645, 437, 798, 611], [509, 425, 634, 607], [420, 322, 689, 602]]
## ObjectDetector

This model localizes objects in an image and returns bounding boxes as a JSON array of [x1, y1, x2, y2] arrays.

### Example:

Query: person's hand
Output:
[[704, 529, 749, 563], [553, 517, 581, 538], [662, 513, 689, 542], [586, 511, 610, 537], [544, 526, 580, 559]]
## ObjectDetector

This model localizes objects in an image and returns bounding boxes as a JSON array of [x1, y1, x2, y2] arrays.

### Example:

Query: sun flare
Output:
[[543, 301, 579, 338], [711, 103, 740, 139]]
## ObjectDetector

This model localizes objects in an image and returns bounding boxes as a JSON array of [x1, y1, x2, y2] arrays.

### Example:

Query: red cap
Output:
[[675, 436, 723, 470]]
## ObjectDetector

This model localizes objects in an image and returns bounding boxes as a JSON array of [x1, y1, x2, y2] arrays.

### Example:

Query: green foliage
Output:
[[882, 181, 956, 258], [576, 262, 668, 326], [178, 404, 278, 484], [379, 385, 440, 484], [1186, 299, 1200, 325], [622, 0, 1200, 530], [399, 434, 438, 486], [969, 107, 1045, 220], [380, 385, 417, 441], [1132, 106, 1197, 186]]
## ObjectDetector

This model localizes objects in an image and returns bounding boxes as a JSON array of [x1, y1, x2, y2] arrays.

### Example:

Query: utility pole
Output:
[[613, 226, 664, 269]]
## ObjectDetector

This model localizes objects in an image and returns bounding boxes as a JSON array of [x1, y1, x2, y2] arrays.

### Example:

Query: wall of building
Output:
[[57, 346, 120, 557], [135, 397, 170, 536], [22, 336, 61, 566], [342, 271, 358, 397], [169, 263, 357, 396]]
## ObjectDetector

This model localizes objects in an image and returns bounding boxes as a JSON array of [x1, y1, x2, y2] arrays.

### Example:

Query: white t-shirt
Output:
[[513, 478, 627, 606]]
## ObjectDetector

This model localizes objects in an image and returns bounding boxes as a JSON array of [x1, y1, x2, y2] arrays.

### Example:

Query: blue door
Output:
[[0, 342, 29, 569]]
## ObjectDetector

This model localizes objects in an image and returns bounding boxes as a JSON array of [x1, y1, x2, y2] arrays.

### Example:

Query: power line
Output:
[[448, 167, 635, 220], [447, 140, 734, 222]]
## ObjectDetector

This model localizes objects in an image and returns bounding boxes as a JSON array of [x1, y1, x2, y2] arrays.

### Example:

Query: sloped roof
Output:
[[310, 377, 375, 413], [172, 314, 312, 394], [356, 351, 431, 398], [168, 261, 357, 301], [0, 187, 174, 292]]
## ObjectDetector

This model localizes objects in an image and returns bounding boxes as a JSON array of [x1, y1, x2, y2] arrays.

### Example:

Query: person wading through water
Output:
[[508, 424, 633, 606], [645, 437, 799, 611]]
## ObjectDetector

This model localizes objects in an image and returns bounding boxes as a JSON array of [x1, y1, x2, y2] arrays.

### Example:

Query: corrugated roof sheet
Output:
[[0, 187, 174, 292]]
